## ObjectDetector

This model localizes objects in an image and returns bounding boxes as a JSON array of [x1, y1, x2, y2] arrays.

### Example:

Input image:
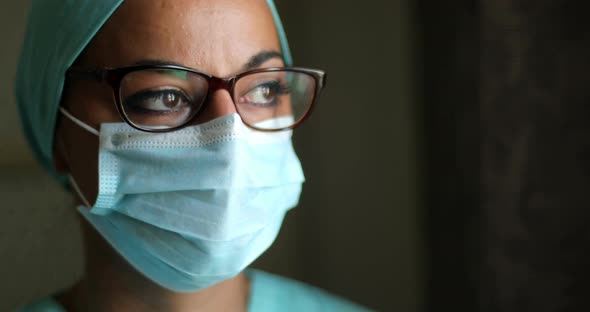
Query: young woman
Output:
[[16, 0, 369, 311]]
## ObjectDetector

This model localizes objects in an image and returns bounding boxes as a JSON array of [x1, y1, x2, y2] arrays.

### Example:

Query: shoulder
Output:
[[15, 273, 373, 312], [14, 297, 65, 312], [247, 269, 373, 312]]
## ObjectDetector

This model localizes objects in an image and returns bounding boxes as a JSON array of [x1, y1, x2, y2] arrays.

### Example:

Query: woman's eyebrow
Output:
[[131, 59, 185, 67], [130, 50, 283, 71], [243, 50, 283, 70]]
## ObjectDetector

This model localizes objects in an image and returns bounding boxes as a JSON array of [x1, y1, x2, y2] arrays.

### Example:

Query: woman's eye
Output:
[[124, 88, 192, 115], [239, 81, 290, 107]]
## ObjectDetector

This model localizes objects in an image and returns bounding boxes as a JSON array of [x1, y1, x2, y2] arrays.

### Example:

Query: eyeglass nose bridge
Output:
[[205, 76, 236, 98], [192, 76, 239, 122]]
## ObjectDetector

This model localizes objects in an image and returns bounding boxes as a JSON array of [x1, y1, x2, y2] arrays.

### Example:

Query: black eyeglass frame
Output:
[[66, 64, 326, 133]]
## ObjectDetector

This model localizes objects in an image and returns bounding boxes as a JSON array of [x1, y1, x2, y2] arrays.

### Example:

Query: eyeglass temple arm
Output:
[[66, 69, 107, 82], [315, 70, 327, 90]]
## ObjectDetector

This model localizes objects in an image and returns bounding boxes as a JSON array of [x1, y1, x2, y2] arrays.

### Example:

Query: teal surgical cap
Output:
[[15, 0, 292, 185]]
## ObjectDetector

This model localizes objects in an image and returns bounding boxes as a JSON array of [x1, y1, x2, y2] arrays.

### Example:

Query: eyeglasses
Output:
[[66, 64, 326, 132]]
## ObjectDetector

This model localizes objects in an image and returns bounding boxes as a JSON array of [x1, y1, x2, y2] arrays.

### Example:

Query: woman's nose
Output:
[[192, 89, 237, 125]]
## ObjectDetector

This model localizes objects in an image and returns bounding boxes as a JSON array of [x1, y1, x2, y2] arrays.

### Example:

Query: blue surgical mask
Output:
[[60, 109, 305, 292]]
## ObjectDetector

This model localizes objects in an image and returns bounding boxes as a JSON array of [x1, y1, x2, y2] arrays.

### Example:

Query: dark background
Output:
[[420, 0, 590, 311]]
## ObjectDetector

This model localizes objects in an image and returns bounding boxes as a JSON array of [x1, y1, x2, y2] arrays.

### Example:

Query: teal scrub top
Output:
[[17, 270, 372, 312]]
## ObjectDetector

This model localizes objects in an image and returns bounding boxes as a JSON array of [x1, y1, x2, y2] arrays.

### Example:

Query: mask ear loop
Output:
[[59, 107, 100, 136], [58, 107, 97, 208], [68, 175, 93, 208]]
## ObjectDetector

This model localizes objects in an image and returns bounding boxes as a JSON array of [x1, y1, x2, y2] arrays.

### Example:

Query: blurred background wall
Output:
[[417, 1, 590, 311], [0, 1, 422, 311], [418, 1, 480, 311], [0, 1, 85, 311]]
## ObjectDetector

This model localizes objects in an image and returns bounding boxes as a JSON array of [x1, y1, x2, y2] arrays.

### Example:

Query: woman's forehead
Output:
[[79, 0, 281, 76]]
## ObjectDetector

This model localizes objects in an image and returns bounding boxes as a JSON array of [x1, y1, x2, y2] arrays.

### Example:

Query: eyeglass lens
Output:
[[118, 69, 317, 131]]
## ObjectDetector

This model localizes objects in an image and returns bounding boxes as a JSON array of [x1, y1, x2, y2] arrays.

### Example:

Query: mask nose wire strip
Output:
[[59, 107, 100, 136]]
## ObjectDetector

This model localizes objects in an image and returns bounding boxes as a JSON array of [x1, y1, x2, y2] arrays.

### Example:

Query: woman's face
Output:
[[54, 0, 283, 204]]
